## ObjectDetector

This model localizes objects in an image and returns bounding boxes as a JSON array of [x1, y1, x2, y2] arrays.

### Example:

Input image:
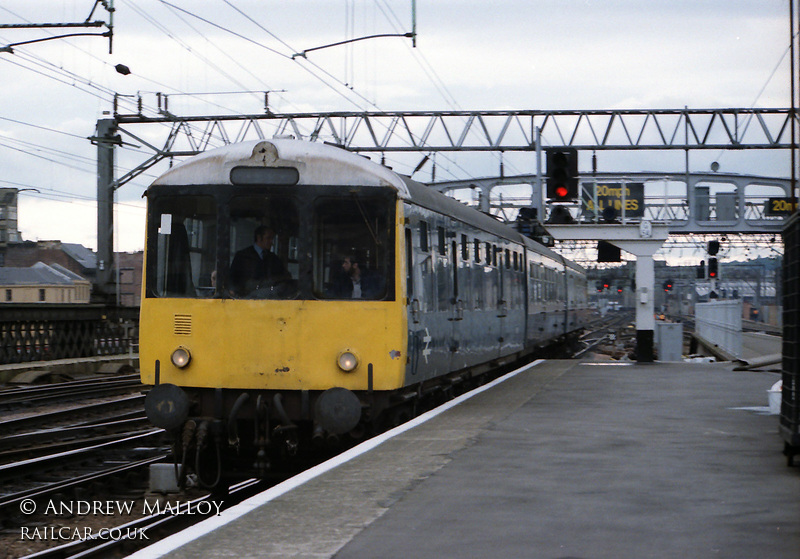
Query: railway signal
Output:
[[708, 257, 718, 278], [545, 148, 578, 201]]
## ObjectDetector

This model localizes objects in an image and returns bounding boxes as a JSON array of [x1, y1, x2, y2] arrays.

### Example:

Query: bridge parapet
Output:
[[0, 304, 137, 365]]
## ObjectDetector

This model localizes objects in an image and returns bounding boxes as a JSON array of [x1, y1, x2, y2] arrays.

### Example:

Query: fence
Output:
[[695, 300, 743, 360], [0, 304, 138, 364]]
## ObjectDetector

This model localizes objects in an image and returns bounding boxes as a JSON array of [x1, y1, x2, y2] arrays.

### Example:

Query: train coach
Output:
[[141, 138, 589, 486]]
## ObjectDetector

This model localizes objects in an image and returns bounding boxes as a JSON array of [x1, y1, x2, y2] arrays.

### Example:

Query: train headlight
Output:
[[171, 347, 192, 369], [337, 351, 358, 372]]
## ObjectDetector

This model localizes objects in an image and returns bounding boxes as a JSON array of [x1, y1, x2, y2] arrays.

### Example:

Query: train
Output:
[[141, 138, 589, 486]]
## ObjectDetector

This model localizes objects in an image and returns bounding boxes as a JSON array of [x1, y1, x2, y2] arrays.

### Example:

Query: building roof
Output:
[[0, 262, 88, 286], [61, 243, 97, 270]]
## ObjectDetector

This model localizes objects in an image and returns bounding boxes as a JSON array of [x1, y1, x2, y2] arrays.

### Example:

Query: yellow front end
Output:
[[139, 297, 408, 392]]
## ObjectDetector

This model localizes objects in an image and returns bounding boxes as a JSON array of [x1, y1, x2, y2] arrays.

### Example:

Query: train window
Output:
[[437, 226, 446, 255], [419, 221, 429, 252], [472, 261, 483, 308], [405, 228, 413, 299], [313, 196, 392, 300], [505, 249, 511, 269], [513, 252, 518, 271], [228, 195, 299, 299], [474, 239, 481, 263], [436, 255, 449, 311], [461, 234, 468, 261], [492, 245, 498, 267], [147, 195, 217, 299]]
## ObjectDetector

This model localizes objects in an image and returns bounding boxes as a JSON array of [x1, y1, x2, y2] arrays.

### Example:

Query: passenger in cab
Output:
[[332, 252, 384, 299], [230, 226, 288, 296]]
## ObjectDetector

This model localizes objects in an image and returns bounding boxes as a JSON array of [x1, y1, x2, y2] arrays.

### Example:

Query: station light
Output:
[[708, 257, 718, 278], [545, 148, 578, 201]]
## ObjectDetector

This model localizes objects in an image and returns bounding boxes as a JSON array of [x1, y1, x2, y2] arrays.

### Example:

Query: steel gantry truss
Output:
[[94, 105, 797, 294], [107, 106, 795, 162]]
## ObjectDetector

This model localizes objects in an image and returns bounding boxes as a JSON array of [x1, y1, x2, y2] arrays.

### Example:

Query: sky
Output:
[[0, 0, 793, 255]]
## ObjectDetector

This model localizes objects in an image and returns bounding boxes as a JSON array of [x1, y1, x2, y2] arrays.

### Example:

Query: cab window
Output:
[[147, 195, 216, 298], [227, 194, 299, 299], [314, 195, 393, 300]]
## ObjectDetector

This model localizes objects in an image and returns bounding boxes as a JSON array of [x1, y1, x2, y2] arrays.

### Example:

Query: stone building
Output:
[[0, 262, 91, 303]]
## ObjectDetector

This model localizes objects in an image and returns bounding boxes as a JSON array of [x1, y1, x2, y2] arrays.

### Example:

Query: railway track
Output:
[[16, 477, 269, 559], [0, 429, 168, 503], [0, 416, 155, 464], [573, 311, 636, 359], [1, 395, 147, 434], [0, 368, 175, 556], [0, 374, 144, 410]]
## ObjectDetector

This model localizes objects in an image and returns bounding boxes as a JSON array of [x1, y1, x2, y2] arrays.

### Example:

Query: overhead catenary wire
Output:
[[215, 0, 466, 180], [371, 0, 522, 178], [1, 2, 469, 182], [5, 2, 504, 186]]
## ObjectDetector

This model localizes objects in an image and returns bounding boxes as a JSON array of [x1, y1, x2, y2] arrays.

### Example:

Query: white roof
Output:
[[151, 139, 410, 198]]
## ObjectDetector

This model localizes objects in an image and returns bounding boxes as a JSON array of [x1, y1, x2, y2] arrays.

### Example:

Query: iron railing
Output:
[[0, 304, 137, 364]]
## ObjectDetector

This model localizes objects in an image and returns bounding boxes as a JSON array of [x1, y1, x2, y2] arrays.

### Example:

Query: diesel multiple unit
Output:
[[141, 139, 589, 486]]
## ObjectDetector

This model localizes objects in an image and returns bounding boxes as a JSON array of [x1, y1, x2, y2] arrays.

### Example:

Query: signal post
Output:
[[541, 148, 670, 362], [547, 222, 670, 362]]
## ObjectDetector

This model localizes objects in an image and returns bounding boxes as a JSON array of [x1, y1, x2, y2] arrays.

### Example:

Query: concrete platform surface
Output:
[[141, 359, 799, 559]]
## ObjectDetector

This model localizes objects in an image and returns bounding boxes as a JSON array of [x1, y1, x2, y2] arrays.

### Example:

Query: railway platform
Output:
[[132, 358, 799, 559]]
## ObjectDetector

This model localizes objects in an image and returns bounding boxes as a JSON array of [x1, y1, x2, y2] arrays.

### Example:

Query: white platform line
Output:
[[126, 359, 544, 559]]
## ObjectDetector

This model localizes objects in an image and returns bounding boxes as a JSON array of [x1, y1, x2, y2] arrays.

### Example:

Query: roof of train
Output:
[[151, 139, 410, 197], [400, 176, 583, 273]]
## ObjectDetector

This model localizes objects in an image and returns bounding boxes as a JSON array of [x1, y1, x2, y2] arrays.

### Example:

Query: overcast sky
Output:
[[0, 0, 792, 252]]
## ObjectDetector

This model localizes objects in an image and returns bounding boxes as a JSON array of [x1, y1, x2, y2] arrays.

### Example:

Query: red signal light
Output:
[[554, 185, 569, 199], [708, 257, 718, 278]]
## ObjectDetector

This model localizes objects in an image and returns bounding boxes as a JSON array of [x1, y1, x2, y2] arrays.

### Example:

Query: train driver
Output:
[[229, 225, 288, 296]]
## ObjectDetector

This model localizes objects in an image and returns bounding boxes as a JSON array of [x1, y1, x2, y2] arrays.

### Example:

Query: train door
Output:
[[449, 238, 465, 370], [495, 243, 507, 358], [405, 212, 451, 383]]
